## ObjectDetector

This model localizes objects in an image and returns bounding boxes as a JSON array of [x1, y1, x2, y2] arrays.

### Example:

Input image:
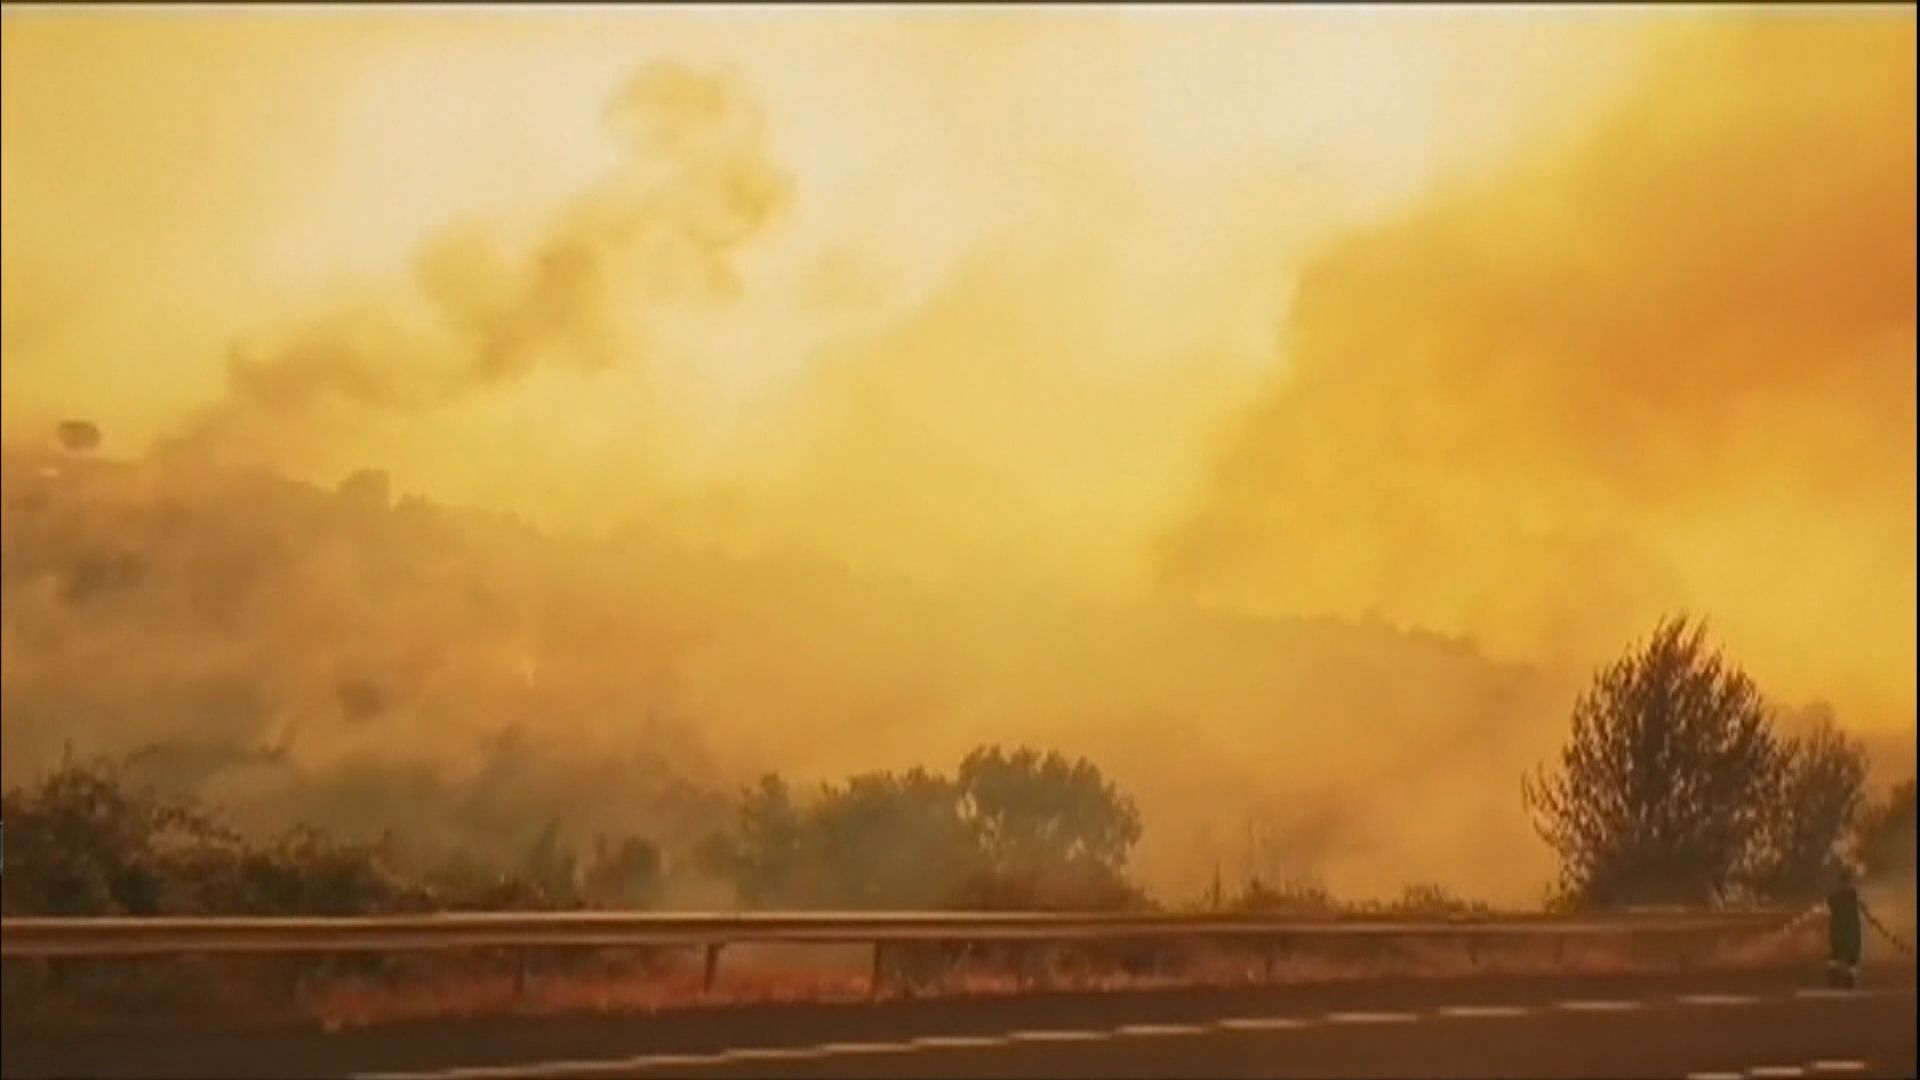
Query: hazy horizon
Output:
[[2, 6, 1913, 907]]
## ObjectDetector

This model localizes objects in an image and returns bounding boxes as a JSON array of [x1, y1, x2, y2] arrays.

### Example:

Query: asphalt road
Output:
[[6, 964, 1913, 1080]]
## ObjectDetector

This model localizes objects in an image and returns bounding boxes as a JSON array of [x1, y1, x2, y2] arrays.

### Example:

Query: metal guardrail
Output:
[[0, 908, 1798, 957], [0, 909, 1806, 997]]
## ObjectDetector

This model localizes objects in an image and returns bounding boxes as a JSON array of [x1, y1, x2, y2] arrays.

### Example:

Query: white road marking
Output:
[[623, 1055, 731, 1073], [1437, 1005, 1531, 1019], [1217, 1017, 1312, 1031], [1556, 999, 1644, 1012], [912, 1035, 1011, 1049], [1325, 1010, 1420, 1024], [346, 984, 1904, 1080], [355, 1055, 729, 1080], [1115, 1023, 1208, 1037], [355, 1067, 538, 1080], [813, 1041, 914, 1055], [717, 1047, 827, 1062], [1007, 1029, 1109, 1042]]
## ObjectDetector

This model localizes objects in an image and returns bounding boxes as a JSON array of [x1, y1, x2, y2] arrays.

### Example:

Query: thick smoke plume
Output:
[[1160, 18, 1917, 729], [160, 62, 788, 472]]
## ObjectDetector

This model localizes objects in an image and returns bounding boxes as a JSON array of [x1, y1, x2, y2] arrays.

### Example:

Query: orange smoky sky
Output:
[[1159, 14, 1917, 730], [0, 7, 1913, 902]]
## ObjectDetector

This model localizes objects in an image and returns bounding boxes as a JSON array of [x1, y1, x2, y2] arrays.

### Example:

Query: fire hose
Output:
[[1862, 904, 1915, 958], [1763, 899, 1915, 959]]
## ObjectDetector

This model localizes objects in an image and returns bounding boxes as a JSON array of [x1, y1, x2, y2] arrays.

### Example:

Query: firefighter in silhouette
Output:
[[1826, 869, 1863, 988]]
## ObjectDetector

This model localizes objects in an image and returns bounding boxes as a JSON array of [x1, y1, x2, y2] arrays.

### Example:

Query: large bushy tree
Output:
[[953, 745, 1143, 910], [1523, 616, 1784, 908]]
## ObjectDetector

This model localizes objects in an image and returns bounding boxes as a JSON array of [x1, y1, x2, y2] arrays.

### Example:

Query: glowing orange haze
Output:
[[1, 8, 1912, 903]]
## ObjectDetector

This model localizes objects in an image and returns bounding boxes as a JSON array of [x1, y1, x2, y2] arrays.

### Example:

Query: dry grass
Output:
[[2, 926, 1832, 1035]]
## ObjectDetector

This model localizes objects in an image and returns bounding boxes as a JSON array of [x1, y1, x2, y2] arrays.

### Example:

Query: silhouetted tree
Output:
[[696, 775, 808, 906], [1855, 776, 1916, 881], [1744, 709, 1868, 903], [519, 820, 582, 907], [1522, 615, 1783, 909], [952, 746, 1144, 910], [810, 768, 980, 908], [701, 748, 1147, 911], [957, 746, 1142, 876], [583, 834, 663, 908], [0, 756, 229, 916]]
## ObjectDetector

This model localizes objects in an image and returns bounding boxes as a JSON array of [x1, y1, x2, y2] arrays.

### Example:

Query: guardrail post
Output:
[[703, 942, 723, 996], [1690, 928, 1723, 969], [870, 941, 886, 999], [1029, 937, 1059, 991]]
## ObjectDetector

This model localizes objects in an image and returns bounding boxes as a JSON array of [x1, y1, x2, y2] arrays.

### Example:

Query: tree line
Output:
[[0, 746, 1148, 917], [3, 614, 1913, 918]]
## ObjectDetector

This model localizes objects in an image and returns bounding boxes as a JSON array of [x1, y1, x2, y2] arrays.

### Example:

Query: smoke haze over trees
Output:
[[1, 12, 1913, 912], [1, 445, 1613, 903], [695, 747, 1145, 911]]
